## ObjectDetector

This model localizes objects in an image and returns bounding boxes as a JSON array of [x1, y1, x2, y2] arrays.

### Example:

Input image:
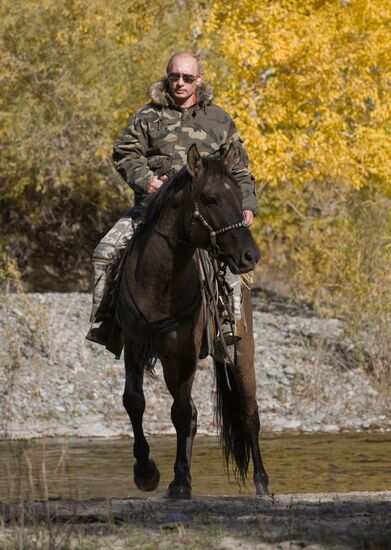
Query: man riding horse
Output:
[[87, 51, 258, 352]]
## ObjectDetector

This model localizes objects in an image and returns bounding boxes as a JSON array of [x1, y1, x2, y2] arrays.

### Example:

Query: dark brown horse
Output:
[[117, 144, 269, 498]]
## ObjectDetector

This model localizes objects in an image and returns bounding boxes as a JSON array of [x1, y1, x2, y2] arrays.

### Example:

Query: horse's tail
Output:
[[213, 359, 250, 484]]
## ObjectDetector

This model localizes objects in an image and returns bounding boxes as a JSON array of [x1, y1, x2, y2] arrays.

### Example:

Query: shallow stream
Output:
[[1, 433, 390, 501]]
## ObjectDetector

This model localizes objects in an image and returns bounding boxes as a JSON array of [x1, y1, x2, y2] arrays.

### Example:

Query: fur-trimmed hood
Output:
[[148, 77, 215, 108]]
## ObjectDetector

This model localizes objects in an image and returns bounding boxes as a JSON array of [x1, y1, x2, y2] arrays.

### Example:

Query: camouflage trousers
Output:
[[90, 216, 243, 324], [90, 214, 135, 323]]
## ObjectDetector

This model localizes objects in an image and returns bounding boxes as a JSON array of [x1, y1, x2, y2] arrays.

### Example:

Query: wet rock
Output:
[[282, 365, 296, 379], [281, 419, 302, 431], [162, 511, 190, 526], [312, 411, 325, 424]]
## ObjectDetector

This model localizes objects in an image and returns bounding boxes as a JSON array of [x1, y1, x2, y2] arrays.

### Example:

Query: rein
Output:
[[198, 252, 239, 374]]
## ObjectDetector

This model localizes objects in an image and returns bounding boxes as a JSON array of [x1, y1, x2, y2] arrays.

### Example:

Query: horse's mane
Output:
[[137, 167, 191, 235], [137, 157, 235, 235]]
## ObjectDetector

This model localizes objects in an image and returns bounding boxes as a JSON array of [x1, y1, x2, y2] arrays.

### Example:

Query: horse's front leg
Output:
[[123, 342, 160, 492], [161, 357, 197, 499]]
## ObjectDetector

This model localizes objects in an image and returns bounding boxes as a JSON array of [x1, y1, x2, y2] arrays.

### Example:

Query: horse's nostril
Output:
[[242, 247, 261, 266], [242, 250, 254, 264]]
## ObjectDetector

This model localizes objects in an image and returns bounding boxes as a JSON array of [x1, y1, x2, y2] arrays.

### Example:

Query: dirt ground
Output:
[[1, 492, 390, 549]]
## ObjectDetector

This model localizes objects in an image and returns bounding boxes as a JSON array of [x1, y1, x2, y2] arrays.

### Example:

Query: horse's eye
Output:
[[203, 196, 218, 205]]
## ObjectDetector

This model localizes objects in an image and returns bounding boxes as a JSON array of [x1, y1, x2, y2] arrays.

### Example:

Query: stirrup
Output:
[[218, 330, 241, 347], [217, 319, 241, 347]]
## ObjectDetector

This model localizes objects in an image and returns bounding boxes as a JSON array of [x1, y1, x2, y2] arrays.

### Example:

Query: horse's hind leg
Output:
[[215, 354, 269, 496], [244, 403, 269, 496], [161, 357, 197, 500], [236, 286, 269, 496], [123, 343, 160, 492], [216, 286, 269, 496]]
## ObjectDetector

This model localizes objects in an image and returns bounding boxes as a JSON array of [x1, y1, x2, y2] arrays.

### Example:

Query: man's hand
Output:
[[147, 175, 168, 194], [242, 210, 254, 227]]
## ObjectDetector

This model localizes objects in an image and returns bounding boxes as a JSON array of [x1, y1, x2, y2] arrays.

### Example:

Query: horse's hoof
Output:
[[166, 484, 192, 500], [134, 459, 160, 492], [255, 472, 270, 497], [256, 484, 270, 497]]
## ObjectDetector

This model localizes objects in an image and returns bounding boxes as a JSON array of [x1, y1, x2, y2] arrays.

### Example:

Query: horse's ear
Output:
[[223, 143, 236, 171], [187, 144, 203, 178]]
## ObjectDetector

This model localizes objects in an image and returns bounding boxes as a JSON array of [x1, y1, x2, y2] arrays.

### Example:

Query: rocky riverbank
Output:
[[0, 292, 389, 439]]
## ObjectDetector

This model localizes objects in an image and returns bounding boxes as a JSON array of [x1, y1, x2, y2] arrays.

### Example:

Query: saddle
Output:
[[95, 248, 241, 363]]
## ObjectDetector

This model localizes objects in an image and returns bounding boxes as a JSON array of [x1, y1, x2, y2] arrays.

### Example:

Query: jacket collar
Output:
[[149, 77, 214, 108]]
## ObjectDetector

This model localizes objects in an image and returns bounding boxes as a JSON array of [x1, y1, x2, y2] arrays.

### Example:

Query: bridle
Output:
[[153, 199, 249, 256], [192, 200, 248, 256]]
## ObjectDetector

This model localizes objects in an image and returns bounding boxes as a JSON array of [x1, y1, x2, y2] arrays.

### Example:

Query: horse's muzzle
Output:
[[222, 245, 261, 274]]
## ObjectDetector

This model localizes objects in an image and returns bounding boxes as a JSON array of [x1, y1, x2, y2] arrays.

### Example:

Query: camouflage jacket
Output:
[[113, 79, 258, 213]]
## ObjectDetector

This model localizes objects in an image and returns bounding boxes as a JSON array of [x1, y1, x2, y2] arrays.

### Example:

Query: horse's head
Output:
[[183, 144, 261, 274]]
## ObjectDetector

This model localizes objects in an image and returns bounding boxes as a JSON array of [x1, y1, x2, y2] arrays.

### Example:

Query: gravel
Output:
[[0, 292, 389, 439]]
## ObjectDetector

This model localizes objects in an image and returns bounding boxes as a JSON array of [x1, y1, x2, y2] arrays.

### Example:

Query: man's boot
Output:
[[86, 320, 112, 346], [86, 259, 124, 359], [86, 259, 116, 346], [86, 213, 135, 357]]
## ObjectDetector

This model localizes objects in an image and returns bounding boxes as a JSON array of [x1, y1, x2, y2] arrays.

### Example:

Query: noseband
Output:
[[192, 201, 248, 256]]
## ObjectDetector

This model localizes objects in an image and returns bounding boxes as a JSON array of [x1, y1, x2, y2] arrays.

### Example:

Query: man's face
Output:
[[167, 55, 201, 106]]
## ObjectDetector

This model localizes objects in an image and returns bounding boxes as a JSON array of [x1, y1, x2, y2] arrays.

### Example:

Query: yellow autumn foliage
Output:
[[200, 0, 390, 193], [198, 0, 391, 370], [0, 0, 201, 289], [1, 0, 390, 370]]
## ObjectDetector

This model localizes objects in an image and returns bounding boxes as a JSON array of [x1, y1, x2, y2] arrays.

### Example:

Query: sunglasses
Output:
[[167, 72, 199, 84]]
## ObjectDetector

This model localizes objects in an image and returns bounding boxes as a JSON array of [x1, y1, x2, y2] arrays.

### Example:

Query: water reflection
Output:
[[1, 433, 390, 501]]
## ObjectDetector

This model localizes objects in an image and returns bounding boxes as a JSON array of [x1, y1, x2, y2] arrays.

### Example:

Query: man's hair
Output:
[[166, 52, 202, 74]]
